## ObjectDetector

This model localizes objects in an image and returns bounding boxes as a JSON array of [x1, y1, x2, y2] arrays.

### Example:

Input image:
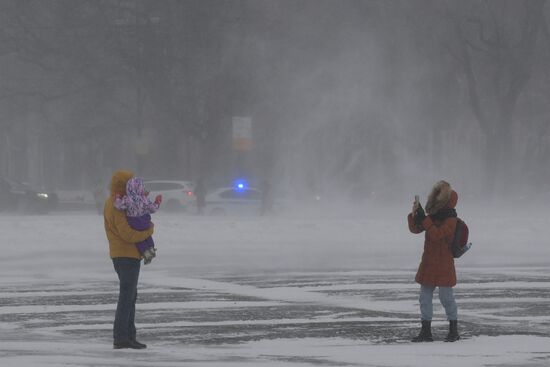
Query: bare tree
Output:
[[443, 0, 546, 194]]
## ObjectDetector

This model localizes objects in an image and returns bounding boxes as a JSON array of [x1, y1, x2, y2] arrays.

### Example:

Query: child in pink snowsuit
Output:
[[114, 177, 162, 264]]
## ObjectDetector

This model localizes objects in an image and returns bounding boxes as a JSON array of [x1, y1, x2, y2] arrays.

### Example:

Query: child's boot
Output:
[[143, 248, 156, 265]]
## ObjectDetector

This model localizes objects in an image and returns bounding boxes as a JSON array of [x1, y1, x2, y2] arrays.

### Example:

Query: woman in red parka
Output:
[[408, 180, 460, 342]]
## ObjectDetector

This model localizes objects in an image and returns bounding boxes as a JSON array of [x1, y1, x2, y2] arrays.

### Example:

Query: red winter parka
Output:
[[408, 182, 458, 287]]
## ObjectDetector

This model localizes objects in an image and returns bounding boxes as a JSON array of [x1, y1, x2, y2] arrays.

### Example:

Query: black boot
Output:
[[130, 339, 147, 349], [113, 341, 144, 349], [411, 320, 433, 342], [444, 320, 460, 342], [113, 339, 147, 349]]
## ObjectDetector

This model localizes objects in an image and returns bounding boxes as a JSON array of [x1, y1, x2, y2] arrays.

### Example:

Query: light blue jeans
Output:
[[419, 285, 458, 321]]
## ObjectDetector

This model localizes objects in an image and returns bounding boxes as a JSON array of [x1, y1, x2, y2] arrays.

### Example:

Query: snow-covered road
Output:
[[1, 210, 549, 366], [1, 268, 549, 366]]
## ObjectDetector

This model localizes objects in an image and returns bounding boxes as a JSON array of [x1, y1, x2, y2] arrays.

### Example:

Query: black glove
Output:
[[414, 204, 426, 226]]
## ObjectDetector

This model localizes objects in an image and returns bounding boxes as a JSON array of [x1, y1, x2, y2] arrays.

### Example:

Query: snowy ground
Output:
[[1, 205, 549, 366]]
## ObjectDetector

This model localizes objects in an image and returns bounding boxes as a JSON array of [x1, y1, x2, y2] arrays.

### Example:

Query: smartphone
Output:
[[414, 195, 419, 205]]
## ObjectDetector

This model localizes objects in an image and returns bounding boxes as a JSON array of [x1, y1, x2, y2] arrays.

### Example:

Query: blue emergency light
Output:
[[233, 179, 248, 192]]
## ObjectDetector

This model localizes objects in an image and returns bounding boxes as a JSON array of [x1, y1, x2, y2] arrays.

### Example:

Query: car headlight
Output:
[[36, 193, 49, 199]]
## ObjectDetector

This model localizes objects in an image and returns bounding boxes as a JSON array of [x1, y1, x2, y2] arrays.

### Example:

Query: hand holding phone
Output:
[[412, 195, 420, 214]]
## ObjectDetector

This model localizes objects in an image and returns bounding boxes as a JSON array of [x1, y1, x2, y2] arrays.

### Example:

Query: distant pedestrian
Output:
[[194, 178, 206, 215], [408, 180, 461, 342], [114, 176, 162, 265], [104, 170, 154, 349], [260, 179, 273, 216]]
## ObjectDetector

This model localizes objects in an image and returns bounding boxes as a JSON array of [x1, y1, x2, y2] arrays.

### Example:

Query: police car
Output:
[[204, 180, 264, 216]]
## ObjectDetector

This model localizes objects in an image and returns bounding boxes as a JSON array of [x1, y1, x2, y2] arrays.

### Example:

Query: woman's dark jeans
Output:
[[112, 257, 141, 343]]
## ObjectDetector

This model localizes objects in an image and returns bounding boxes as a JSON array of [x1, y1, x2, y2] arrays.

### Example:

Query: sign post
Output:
[[232, 117, 252, 180]]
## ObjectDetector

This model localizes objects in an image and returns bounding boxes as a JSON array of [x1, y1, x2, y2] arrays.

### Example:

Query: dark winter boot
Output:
[[411, 320, 433, 342], [113, 339, 147, 349], [444, 320, 460, 342], [129, 339, 147, 349], [114, 340, 145, 349]]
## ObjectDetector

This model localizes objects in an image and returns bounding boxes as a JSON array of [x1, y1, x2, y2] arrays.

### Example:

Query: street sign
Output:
[[232, 117, 252, 151]]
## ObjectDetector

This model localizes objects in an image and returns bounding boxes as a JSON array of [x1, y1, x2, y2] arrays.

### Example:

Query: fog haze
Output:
[[2, 3, 550, 363], [1, 0, 549, 208]]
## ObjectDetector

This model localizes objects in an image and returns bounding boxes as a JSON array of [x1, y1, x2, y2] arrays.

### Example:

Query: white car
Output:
[[205, 187, 264, 216], [144, 180, 195, 212]]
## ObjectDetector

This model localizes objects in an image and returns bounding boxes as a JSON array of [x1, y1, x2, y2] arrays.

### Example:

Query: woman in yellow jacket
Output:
[[104, 170, 154, 349]]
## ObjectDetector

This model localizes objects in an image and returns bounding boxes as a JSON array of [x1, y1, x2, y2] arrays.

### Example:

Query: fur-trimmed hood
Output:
[[109, 170, 134, 198], [425, 180, 458, 215]]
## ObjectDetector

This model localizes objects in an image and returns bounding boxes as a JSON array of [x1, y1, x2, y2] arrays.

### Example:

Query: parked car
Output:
[[204, 186, 271, 216], [0, 177, 57, 213], [143, 180, 195, 212], [54, 190, 97, 211]]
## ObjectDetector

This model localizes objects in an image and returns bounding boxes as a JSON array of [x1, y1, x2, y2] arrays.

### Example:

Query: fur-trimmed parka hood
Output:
[[109, 170, 134, 198], [425, 180, 458, 215]]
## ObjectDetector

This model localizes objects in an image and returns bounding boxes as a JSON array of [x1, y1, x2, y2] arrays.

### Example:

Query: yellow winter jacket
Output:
[[103, 170, 154, 259]]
